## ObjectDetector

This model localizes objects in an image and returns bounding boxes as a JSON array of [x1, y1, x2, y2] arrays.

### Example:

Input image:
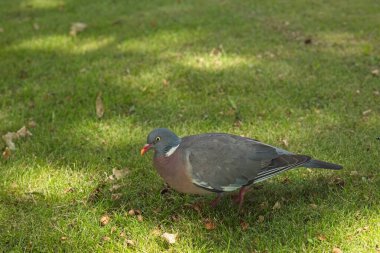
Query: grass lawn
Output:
[[1, 0, 379, 252]]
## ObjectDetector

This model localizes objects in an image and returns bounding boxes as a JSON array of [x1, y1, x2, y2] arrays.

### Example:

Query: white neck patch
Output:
[[165, 144, 179, 157]]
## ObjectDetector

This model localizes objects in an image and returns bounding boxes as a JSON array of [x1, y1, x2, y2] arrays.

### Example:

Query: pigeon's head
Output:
[[141, 128, 181, 157]]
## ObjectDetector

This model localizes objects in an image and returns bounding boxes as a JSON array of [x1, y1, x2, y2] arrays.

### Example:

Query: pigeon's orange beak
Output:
[[140, 144, 152, 156]]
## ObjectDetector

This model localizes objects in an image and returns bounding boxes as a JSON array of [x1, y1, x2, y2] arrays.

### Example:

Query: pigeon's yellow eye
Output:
[[155, 136, 161, 142]]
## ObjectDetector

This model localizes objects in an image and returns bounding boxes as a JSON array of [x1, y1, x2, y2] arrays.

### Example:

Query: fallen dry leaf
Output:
[[374, 90, 379, 96], [136, 214, 143, 222], [371, 69, 379, 76], [204, 219, 216, 230], [272, 201, 281, 210], [109, 184, 121, 192], [362, 109, 372, 116], [281, 138, 289, 147], [350, 171, 359, 176], [240, 221, 249, 231], [17, 126, 32, 138], [70, 22, 87, 36], [100, 215, 110, 226], [102, 236, 111, 242], [161, 232, 177, 244], [124, 239, 135, 247], [355, 225, 369, 234], [332, 247, 343, 253], [111, 193, 122, 201], [64, 187, 74, 194], [2, 147, 11, 160], [119, 231, 126, 238], [258, 215, 265, 223], [259, 201, 269, 210], [111, 168, 129, 180], [151, 228, 161, 236], [317, 234, 327, 241], [96, 92, 105, 118], [127, 209, 136, 216], [27, 120, 37, 128], [330, 177, 345, 187], [2, 132, 18, 150], [60, 236, 67, 241], [2, 126, 32, 150], [309, 203, 318, 209], [210, 45, 223, 57], [185, 202, 202, 214]]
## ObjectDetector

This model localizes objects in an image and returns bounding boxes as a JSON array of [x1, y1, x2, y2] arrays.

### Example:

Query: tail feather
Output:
[[303, 159, 342, 170]]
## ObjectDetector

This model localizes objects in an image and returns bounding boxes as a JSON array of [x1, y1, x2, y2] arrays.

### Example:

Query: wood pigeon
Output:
[[141, 128, 342, 208]]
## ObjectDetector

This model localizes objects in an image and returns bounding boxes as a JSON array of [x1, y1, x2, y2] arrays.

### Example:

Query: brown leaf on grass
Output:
[[2, 148, 11, 160], [204, 218, 216, 230], [100, 215, 110, 226], [362, 109, 372, 116], [96, 92, 105, 118], [70, 22, 87, 36], [162, 79, 169, 88], [64, 187, 74, 194], [27, 120, 37, 128], [317, 234, 327, 241], [259, 201, 269, 210], [161, 232, 177, 244], [309, 203, 318, 209], [102, 236, 111, 242], [240, 221, 249, 231], [2, 126, 32, 150], [185, 202, 202, 214], [127, 209, 136, 216], [111, 193, 122, 201], [136, 214, 143, 222], [111, 168, 129, 180], [60, 236, 68, 241], [350, 171, 359, 176], [355, 226, 369, 234], [332, 247, 343, 253], [151, 228, 161, 236], [272, 201, 281, 210], [17, 126, 33, 138], [329, 177, 345, 187], [124, 239, 135, 247], [2, 132, 18, 150], [119, 230, 126, 237], [257, 215, 265, 223], [374, 90, 379, 96], [281, 138, 289, 147], [210, 45, 223, 57], [109, 184, 121, 192], [371, 69, 379, 76]]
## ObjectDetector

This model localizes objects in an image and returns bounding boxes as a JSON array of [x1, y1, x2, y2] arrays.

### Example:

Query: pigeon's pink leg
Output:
[[232, 186, 249, 209], [210, 193, 223, 207]]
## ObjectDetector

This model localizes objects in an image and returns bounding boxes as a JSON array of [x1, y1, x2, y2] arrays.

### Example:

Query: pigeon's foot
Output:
[[232, 186, 248, 209]]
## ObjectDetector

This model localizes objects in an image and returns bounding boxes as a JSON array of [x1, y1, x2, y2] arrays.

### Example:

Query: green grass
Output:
[[1, 0, 379, 252]]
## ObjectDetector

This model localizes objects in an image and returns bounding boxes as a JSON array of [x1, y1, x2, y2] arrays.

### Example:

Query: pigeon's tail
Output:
[[303, 159, 343, 170]]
